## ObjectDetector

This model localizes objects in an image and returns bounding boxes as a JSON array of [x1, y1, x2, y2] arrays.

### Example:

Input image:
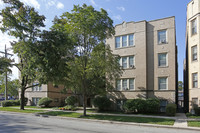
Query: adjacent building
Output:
[[106, 16, 178, 111], [185, 0, 200, 112], [19, 83, 71, 106]]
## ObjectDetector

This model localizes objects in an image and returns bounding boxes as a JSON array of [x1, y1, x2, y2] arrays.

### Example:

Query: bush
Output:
[[123, 99, 146, 113], [38, 97, 52, 107], [93, 96, 111, 111], [146, 98, 160, 113], [1, 100, 20, 107], [166, 104, 177, 116], [59, 105, 77, 111], [65, 96, 77, 106], [194, 107, 200, 116]]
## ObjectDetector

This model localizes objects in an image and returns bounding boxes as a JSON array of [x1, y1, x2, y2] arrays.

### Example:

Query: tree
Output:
[[0, 57, 12, 74], [0, 0, 45, 109], [52, 4, 122, 116], [178, 81, 183, 91], [0, 75, 19, 97]]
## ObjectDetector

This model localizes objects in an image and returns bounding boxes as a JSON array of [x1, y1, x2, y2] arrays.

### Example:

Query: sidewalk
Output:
[[173, 113, 188, 128]]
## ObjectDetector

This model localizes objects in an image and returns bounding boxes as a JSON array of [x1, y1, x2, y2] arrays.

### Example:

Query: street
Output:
[[0, 111, 199, 133]]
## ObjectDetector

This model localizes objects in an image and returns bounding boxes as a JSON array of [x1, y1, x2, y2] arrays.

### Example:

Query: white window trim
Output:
[[119, 56, 135, 69], [158, 77, 168, 90], [158, 53, 168, 67], [158, 29, 167, 44], [192, 73, 198, 88], [116, 78, 135, 91], [192, 45, 198, 61], [191, 18, 197, 35], [115, 34, 135, 48]]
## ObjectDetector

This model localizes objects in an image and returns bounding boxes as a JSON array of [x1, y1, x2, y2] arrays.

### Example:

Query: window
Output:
[[129, 34, 134, 46], [158, 30, 167, 44], [191, 18, 197, 35], [122, 57, 127, 69], [122, 35, 127, 47], [116, 79, 135, 91], [192, 45, 197, 61], [115, 36, 120, 48], [160, 100, 168, 112], [119, 56, 135, 69], [115, 34, 134, 48], [116, 80, 121, 91], [158, 77, 168, 90], [32, 97, 41, 106], [192, 73, 198, 88], [158, 53, 167, 67], [32, 83, 42, 91]]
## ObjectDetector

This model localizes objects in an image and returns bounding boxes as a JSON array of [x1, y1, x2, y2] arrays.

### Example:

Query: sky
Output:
[[0, 0, 192, 81]]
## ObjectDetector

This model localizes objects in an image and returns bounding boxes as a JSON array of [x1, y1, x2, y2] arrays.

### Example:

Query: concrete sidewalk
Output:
[[173, 113, 188, 128]]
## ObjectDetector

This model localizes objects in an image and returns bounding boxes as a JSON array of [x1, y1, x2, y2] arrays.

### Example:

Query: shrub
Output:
[[166, 104, 177, 116], [1, 100, 20, 107], [123, 99, 146, 113], [93, 96, 111, 111], [146, 98, 160, 113], [38, 97, 52, 107], [194, 107, 200, 116], [65, 96, 77, 106], [59, 105, 77, 111]]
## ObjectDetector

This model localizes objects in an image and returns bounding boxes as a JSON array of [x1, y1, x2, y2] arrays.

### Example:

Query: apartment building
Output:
[[185, 0, 200, 112], [106, 16, 178, 111], [19, 83, 71, 107]]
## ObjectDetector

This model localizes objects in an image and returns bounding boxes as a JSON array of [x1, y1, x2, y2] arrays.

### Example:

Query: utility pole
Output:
[[0, 44, 13, 101]]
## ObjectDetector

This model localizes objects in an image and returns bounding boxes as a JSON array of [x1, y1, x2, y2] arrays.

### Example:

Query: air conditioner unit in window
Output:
[[161, 40, 166, 44]]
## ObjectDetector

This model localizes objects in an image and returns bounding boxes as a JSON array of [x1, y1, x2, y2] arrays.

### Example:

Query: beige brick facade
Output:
[[106, 17, 177, 110]]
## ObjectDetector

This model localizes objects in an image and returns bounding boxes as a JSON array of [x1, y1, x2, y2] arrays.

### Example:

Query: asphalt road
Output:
[[0, 111, 199, 133]]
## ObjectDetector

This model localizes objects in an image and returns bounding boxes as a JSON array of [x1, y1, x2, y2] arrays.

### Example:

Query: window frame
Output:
[[158, 53, 168, 67], [192, 73, 198, 88], [32, 82, 42, 91], [116, 78, 135, 91], [158, 30, 167, 44], [119, 56, 135, 69], [192, 45, 197, 61], [158, 77, 168, 90], [191, 18, 197, 35], [115, 34, 135, 48]]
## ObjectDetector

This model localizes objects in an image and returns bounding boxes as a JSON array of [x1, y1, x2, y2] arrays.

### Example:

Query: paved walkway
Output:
[[173, 113, 188, 128]]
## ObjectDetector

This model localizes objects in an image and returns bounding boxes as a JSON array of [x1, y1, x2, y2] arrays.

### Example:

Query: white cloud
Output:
[[90, 0, 98, 7], [117, 6, 125, 11], [113, 15, 122, 21], [56, 2, 64, 9], [21, 0, 40, 9], [0, 0, 4, 7]]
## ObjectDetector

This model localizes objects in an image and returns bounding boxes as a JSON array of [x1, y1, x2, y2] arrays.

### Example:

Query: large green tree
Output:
[[0, 57, 12, 74], [52, 4, 122, 116], [0, 0, 45, 109]]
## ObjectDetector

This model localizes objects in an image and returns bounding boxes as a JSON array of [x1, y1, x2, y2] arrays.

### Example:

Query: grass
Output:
[[12, 106, 55, 109], [186, 113, 200, 119], [188, 121, 200, 127], [0, 107, 45, 113], [40, 111, 175, 125]]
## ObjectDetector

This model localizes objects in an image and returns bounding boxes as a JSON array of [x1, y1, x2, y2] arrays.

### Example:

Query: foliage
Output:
[[0, 75, 19, 97], [59, 105, 77, 111], [52, 4, 121, 116], [1, 100, 20, 107], [178, 81, 183, 90], [38, 97, 52, 107], [166, 104, 177, 116], [146, 98, 160, 113], [93, 96, 111, 111], [65, 96, 77, 106], [194, 107, 200, 116], [20, 97, 28, 106], [0, 57, 13, 74], [0, 0, 46, 110], [188, 121, 200, 127], [123, 98, 160, 114]]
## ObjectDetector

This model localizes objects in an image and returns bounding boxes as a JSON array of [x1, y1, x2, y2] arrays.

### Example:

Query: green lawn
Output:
[[187, 116, 200, 119], [0, 107, 45, 113], [188, 121, 200, 127], [12, 106, 55, 109], [40, 111, 175, 125]]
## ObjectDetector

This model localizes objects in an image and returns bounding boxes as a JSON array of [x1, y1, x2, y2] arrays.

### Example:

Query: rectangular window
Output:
[[158, 53, 167, 67], [32, 97, 41, 106], [116, 80, 121, 91], [129, 56, 134, 68], [129, 34, 134, 46], [122, 35, 127, 47], [160, 100, 168, 112], [32, 83, 42, 91], [115, 36, 120, 48], [158, 30, 167, 44], [122, 79, 128, 90], [129, 79, 134, 90], [192, 73, 198, 88], [116, 79, 135, 91], [122, 57, 127, 69], [192, 45, 197, 61], [192, 18, 197, 35], [159, 77, 167, 90]]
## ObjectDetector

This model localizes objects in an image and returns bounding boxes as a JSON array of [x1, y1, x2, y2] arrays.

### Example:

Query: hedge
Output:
[[1, 100, 20, 107], [93, 96, 111, 111], [166, 104, 177, 116], [38, 97, 52, 107]]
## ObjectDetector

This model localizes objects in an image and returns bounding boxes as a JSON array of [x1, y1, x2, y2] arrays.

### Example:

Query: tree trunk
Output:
[[20, 88, 25, 110], [83, 94, 87, 116]]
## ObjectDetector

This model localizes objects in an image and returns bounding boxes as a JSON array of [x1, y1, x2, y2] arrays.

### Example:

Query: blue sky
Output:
[[0, 0, 191, 81]]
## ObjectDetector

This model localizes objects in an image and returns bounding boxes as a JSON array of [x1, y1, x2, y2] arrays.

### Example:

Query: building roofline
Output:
[[187, 0, 194, 6], [115, 16, 175, 27]]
